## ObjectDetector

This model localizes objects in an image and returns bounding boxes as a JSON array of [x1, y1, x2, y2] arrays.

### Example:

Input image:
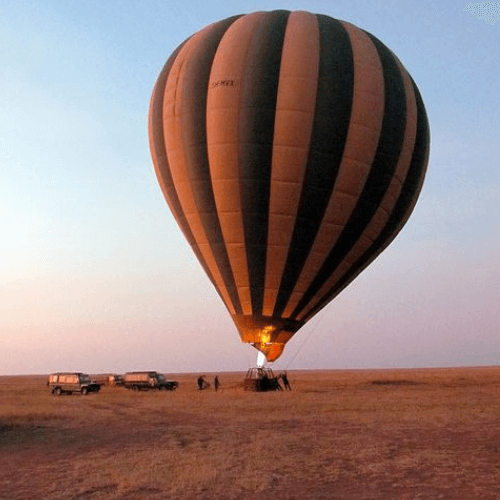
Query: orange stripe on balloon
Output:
[[206, 12, 269, 316], [262, 11, 320, 316], [163, 27, 236, 315]]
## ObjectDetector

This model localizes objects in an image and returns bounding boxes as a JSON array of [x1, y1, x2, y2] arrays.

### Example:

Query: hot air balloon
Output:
[[148, 10, 430, 363]]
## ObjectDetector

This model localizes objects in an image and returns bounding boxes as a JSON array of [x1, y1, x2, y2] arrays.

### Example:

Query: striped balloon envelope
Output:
[[148, 10, 430, 363]]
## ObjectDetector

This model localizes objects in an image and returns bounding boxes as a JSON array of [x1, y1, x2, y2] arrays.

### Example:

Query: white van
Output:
[[48, 373, 101, 396]]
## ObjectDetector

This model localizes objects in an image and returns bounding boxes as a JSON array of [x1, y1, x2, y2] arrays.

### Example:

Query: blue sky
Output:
[[1, 0, 498, 375]]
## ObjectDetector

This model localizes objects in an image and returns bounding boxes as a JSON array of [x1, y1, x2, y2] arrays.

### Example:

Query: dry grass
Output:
[[1, 367, 500, 499]]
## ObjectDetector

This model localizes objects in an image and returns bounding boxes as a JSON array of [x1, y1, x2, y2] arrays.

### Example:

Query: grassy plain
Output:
[[1, 367, 500, 500]]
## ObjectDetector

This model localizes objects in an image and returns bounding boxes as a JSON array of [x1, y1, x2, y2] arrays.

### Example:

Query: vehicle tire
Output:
[[81, 387, 88, 395], [54, 387, 62, 396], [132, 385, 139, 391], [159, 385, 166, 391]]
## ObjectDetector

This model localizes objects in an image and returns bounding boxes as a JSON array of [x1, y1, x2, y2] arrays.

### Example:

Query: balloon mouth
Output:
[[252, 341, 286, 363], [231, 315, 302, 363]]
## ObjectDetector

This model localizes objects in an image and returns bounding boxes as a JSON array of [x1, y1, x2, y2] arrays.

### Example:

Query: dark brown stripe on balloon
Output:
[[301, 76, 430, 323], [151, 17, 243, 314], [238, 10, 290, 316], [176, 16, 244, 315], [272, 15, 354, 318], [291, 32, 408, 319], [398, 78, 430, 219]]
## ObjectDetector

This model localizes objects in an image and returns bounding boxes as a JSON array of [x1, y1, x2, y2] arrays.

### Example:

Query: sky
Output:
[[1, 0, 498, 375]]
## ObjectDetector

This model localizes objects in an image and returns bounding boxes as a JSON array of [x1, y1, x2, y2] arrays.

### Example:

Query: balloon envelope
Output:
[[148, 10, 430, 362]]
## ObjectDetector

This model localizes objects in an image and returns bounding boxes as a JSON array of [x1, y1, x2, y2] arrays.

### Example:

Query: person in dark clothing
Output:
[[214, 376, 220, 391], [280, 371, 291, 390], [197, 375, 204, 390]]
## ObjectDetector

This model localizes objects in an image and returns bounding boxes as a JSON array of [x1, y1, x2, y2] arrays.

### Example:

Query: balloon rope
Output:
[[285, 310, 326, 370]]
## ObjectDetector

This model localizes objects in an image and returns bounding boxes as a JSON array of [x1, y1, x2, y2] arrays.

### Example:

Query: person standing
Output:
[[281, 371, 291, 391], [214, 375, 220, 392]]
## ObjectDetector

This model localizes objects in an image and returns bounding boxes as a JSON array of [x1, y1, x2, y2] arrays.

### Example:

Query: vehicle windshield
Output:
[[79, 375, 90, 383], [156, 374, 165, 381]]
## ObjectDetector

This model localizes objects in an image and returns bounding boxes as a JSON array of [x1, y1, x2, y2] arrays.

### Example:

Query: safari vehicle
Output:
[[48, 372, 101, 396], [123, 371, 179, 391], [91, 373, 124, 386], [243, 367, 282, 392]]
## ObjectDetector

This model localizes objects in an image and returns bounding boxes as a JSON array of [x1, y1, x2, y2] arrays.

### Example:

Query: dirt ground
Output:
[[1, 366, 500, 499]]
